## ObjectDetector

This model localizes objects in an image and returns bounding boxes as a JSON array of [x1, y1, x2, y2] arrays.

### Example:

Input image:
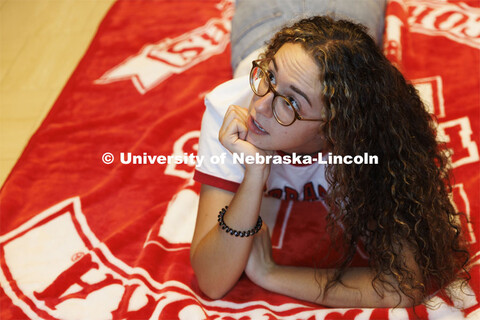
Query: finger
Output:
[[229, 118, 248, 140], [237, 122, 248, 141], [230, 108, 249, 140], [220, 118, 249, 152], [225, 105, 248, 124], [220, 106, 248, 136], [234, 106, 249, 121]]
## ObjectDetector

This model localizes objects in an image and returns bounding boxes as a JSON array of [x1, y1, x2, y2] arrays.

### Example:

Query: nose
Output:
[[252, 92, 274, 118]]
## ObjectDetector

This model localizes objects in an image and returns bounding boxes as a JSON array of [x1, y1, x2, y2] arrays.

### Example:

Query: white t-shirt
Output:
[[193, 76, 328, 201]]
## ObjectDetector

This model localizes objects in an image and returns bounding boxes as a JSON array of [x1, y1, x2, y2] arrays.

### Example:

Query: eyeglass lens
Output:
[[250, 66, 296, 125]]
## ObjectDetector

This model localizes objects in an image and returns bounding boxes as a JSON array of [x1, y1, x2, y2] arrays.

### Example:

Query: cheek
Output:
[[274, 126, 291, 138], [297, 124, 319, 139], [275, 125, 314, 145], [296, 125, 325, 149]]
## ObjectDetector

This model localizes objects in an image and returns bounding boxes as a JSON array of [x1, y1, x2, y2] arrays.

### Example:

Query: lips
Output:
[[247, 116, 269, 135]]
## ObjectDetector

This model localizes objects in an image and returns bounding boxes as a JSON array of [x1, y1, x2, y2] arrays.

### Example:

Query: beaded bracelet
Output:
[[217, 206, 263, 237]]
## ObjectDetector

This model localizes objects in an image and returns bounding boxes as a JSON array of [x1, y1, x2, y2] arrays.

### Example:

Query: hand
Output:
[[219, 105, 271, 159], [219, 105, 273, 182], [245, 224, 276, 287]]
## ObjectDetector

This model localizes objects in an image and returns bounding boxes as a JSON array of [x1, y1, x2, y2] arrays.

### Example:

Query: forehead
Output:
[[271, 43, 322, 100]]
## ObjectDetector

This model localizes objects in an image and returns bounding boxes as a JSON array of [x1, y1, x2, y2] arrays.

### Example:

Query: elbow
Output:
[[197, 282, 229, 300], [193, 267, 231, 300], [190, 251, 231, 300]]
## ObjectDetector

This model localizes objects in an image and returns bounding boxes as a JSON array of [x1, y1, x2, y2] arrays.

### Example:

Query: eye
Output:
[[267, 70, 276, 85], [287, 97, 300, 112]]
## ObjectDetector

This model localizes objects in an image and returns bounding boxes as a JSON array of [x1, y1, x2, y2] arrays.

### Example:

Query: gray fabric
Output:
[[231, 0, 387, 72]]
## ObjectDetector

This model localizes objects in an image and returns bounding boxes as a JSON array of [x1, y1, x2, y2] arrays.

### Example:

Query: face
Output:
[[245, 43, 327, 154]]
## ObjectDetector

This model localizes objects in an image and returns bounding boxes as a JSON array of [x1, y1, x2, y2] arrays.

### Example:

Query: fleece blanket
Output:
[[0, 0, 479, 319]]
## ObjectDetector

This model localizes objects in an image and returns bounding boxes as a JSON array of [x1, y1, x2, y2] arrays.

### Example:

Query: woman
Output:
[[190, 16, 469, 308]]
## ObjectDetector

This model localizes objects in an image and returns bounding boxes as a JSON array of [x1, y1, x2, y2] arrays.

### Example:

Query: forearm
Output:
[[258, 265, 417, 308], [191, 167, 267, 299]]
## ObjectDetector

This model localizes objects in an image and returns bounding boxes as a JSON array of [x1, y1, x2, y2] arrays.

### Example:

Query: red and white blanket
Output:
[[1, 0, 479, 319]]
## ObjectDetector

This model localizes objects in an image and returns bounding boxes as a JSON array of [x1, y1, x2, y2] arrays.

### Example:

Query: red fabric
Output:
[[194, 170, 240, 193], [1, 0, 479, 319]]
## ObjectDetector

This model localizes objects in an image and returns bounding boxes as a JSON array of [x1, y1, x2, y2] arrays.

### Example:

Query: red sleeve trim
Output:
[[193, 170, 240, 193]]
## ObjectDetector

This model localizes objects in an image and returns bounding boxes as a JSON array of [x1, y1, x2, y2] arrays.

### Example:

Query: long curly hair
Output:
[[263, 16, 470, 306]]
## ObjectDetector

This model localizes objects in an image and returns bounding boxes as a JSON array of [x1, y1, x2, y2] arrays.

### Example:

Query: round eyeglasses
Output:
[[249, 60, 324, 126]]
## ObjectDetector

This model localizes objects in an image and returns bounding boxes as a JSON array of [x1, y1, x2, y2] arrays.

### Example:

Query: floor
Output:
[[0, 0, 115, 186]]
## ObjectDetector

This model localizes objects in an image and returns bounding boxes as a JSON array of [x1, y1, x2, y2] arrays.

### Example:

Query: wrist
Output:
[[245, 241, 277, 288], [244, 163, 268, 173], [244, 162, 270, 183], [257, 261, 279, 290]]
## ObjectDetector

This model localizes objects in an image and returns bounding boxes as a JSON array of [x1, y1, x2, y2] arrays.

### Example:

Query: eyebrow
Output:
[[291, 85, 312, 107], [272, 58, 278, 72], [272, 57, 313, 108]]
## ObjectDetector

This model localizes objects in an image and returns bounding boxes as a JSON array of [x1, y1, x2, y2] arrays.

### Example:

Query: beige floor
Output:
[[0, 0, 115, 186]]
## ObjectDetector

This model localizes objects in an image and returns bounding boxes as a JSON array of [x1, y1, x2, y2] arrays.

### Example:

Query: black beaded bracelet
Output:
[[217, 206, 262, 237]]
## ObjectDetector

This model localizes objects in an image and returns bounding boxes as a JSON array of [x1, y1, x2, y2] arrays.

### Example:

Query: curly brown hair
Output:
[[262, 16, 470, 306]]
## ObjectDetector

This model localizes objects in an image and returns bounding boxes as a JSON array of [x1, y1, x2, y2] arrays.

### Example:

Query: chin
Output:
[[246, 134, 271, 151]]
